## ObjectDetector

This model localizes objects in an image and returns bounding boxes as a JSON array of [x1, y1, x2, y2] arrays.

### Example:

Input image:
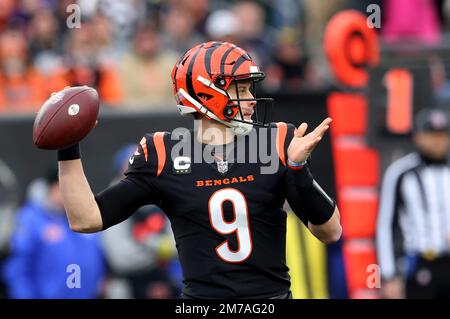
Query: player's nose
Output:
[[245, 99, 256, 110], [242, 102, 255, 116]]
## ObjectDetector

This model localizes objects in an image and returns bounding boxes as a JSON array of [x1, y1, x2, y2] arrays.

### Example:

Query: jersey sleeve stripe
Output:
[[153, 132, 166, 176], [275, 122, 288, 166], [139, 136, 148, 162]]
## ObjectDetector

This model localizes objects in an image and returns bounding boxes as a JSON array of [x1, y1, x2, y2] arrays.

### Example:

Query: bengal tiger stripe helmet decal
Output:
[[171, 41, 269, 134]]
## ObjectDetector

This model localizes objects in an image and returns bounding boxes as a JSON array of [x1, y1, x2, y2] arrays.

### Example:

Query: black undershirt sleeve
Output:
[[95, 175, 161, 230], [284, 166, 336, 226], [282, 123, 336, 226], [96, 133, 163, 230], [285, 170, 310, 226]]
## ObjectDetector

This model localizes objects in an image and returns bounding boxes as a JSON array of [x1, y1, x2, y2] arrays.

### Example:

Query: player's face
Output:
[[414, 131, 450, 160], [227, 80, 256, 121]]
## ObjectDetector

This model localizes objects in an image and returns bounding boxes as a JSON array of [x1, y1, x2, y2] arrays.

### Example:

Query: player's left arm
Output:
[[286, 118, 342, 244], [306, 195, 341, 244]]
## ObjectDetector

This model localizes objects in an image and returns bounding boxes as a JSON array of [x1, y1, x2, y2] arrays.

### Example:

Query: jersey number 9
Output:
[[208, 188, 253, 263]]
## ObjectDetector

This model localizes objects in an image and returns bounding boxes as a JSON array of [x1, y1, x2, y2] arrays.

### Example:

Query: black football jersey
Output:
[[97, 122, 312, 298]]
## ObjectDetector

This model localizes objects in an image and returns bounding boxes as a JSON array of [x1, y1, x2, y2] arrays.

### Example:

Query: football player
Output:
[[57, 41, 341, 299]]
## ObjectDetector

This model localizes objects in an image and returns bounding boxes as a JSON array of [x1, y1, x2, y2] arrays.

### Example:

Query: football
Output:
[[33, 86, 100, 150]]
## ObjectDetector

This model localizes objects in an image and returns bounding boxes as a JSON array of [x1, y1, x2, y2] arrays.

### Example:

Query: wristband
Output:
[[57, 144, 81, 161], [287, 159, 307, 170]]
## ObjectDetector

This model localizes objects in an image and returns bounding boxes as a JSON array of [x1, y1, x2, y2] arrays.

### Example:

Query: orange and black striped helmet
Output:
[[171, 41, 273, 135]]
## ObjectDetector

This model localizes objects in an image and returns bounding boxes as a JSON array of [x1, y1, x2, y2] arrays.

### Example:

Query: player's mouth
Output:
[[242, 109, 254, 120]]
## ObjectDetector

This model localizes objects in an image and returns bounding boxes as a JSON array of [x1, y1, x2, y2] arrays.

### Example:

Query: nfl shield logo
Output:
[[217, 160, 228, 174]]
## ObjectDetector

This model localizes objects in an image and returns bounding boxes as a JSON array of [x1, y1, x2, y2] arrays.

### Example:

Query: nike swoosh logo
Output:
[[129, 156, 135, 165]]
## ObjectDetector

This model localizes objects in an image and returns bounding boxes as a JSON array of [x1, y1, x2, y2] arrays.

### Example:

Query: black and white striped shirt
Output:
[[376, 153, 450, 279]]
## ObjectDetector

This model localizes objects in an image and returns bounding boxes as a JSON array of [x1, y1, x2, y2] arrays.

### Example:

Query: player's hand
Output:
[[287, 117, 332, 164]]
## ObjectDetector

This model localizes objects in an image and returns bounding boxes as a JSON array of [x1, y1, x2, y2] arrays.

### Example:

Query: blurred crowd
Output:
[[0, 0, 328, 114], [0, 0, 383, 114], [5, 0, 450, 114], [3, 0, 450, 114]]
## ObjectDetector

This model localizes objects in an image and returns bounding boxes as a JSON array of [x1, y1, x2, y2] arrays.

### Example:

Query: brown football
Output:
[[33, 86, 100, 150]]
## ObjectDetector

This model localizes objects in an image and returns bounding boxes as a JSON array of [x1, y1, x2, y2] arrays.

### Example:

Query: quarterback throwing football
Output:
[[57, 41, 341, 299]]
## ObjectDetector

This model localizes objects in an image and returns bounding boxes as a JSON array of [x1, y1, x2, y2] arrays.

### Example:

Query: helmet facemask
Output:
[[223, 74, 274, 133]]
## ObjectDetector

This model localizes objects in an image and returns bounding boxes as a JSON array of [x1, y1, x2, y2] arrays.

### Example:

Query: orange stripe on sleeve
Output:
[[275, 122, 288, 166], [139, 136, 148, 162], [153, 132, 166, 176]]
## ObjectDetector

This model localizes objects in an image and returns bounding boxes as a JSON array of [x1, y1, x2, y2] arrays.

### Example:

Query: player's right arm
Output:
[[59, 158, 103, 232], [58, 134, 162, 233]]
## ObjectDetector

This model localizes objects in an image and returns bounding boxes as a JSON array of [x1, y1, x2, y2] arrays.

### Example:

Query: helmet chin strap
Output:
[[177, 88, 254, 136], [230, 113, 254, 136]]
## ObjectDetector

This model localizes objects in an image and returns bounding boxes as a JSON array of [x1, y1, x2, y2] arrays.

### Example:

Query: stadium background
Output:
[[0, 0, 448, 299]]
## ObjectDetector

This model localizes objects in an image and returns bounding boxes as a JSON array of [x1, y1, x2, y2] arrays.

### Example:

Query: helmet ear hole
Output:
[[215, 76, 226, 88], [223, 106, 234, 117]]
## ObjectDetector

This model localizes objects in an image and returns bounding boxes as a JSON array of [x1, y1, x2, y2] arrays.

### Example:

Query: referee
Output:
[[377, 107, 450, 299]]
